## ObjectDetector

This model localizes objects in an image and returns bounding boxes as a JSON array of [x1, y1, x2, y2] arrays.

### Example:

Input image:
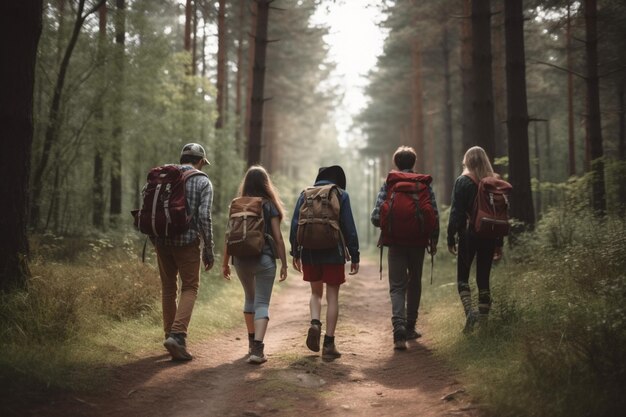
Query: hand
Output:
[[279, 264, 288, 282], [493, 246, 503, 261], [349, 263, 359, 275], [428, 243, 437, 256], [292, 257, 302, 273], [203, 249, 214, 271], [448, 245, 457, 256], [222, 264, 231, 280]]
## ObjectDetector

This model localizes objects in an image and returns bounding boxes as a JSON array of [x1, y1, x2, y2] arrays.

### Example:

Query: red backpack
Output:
[[132, 165, 207, 237], [467, 174, 512, 239], [379, 171, 437, 247]]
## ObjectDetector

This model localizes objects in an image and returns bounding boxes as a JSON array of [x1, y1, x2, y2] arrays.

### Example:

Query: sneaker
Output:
[[463, 311, 478, 334], [406, 328, 422, 340], [247, 341, 267, 364], [163, 333, 193, 361], [306, 323, 321, 352], [322, 343, 342, 359], [393, 326, 407, 350]]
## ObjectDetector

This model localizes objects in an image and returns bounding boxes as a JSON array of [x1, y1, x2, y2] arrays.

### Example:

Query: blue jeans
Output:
[[234, 254, 277, 320]]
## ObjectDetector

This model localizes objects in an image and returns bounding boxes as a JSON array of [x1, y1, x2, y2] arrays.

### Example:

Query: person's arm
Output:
[[340, 191, 360, 274], [428, 185, 439, 255], [198, 178, 215, 270], [289, 195, 303, 271], [370, 183, 387, 227], [447, 177, 464, 255], [270, 216, 288, 281], [221, 242, 231, 280]]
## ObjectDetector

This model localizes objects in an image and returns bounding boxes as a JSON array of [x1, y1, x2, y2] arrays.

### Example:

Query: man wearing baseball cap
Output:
[[155, 142, 214, 361]]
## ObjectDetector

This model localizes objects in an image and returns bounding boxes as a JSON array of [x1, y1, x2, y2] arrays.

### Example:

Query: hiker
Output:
[[154, 143, 214, 361], [221, 166, 288, 364], [371, 146, 439, 350], [447, 146, 505, 333], [289, 165, 360, 359]]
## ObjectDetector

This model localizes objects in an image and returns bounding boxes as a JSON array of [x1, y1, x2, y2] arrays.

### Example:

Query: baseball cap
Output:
[[180, 143, 210, 165]]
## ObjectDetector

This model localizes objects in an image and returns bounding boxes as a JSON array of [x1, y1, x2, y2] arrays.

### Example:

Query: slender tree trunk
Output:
[[215, 0, 227, 129], [442, 24, 454, 205], [235, 0, 246, 154], [110, 0, 125, 226], [30, 0, 105, 229], [618, 85, 626, 214], [471, 0, 496, 160], [0, 0, 43, 291], [533, 122, 542, 218], [245, 0, 258, 157], [492, 2, 507, 160], [93, 3, 107, 229], [460, 0, 474, 155], [584, 0, 606, 214], [184, 0, 192, 53], [505, 0, 535, 228], [247, 0, 271, 167], [411, 38, 425, 172], [192, 0, 198, 75], [566, 2, 577, 177]]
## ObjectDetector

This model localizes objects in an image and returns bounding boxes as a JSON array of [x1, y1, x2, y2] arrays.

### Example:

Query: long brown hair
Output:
[[238, 165, 285, 220], [462, 146, 494, 181]]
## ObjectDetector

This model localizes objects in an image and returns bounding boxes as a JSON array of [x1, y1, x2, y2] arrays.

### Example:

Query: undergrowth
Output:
[[425, 207, 626, 417]]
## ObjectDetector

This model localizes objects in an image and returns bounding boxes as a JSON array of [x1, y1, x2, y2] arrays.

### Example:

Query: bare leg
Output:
[[325, 284, 340, 337], [309, 281, 324, 321]]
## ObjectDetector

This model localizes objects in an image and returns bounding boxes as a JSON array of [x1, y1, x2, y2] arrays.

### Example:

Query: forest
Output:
[[0, 1, 625, 416]]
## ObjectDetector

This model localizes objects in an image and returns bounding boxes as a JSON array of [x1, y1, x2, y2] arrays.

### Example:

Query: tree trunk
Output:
[[411, 38, 425, 172], [533, 122, 542, 218], [618, 85, 626, 214], [184, 0, 192, 53], [30, 0, 105, 229], [566, 2, 577, 177], [460, 0, 474, 155], [247, 0, 271, 167], [244, 0, 258, 159], [235, 0, 246, 154], [93, 3, 107, 229], [110, 0, 125, 226], [491, 2, 507, 160], [192, 0, 198, 75], [471, 0, 496, 160], [215, 0, 227, 129], [584, 0, 606, 214], [505, 0, 535, 228], [442, 24, 454, 205], [0, 0, 43, 291]]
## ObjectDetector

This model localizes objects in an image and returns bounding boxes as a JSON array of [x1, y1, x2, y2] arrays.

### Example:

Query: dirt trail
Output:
[[27, 261, 478, 417]]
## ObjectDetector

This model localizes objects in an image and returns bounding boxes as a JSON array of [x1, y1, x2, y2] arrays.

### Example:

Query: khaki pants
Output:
[[155, 241, 201, 336]]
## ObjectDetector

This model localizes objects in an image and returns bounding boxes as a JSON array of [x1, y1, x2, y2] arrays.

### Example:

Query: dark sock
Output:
[[311, 319, 322, 326], [248, 333, 255, 341], [323, 335, 334, 347]]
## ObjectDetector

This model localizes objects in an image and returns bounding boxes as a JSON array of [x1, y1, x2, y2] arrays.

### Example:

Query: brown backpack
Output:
[[226, 196, 266, 257], [296, 184, 343, 250], [468, 175, 513, 239]]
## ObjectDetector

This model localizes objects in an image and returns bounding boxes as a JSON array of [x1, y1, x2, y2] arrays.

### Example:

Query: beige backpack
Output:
[[226, 197, 266, 257], [296, 184, 344, 250]]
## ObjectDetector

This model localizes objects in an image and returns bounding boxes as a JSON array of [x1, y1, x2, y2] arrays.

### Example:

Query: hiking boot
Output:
[[406, 328, 422, 340], [463, 311, 478, 334], [164, 333, 193, 361], [322, 343, 342, 359], [393, 326, 407, 350], [247, 341, 267, 364], [306, 322, 322, 352]]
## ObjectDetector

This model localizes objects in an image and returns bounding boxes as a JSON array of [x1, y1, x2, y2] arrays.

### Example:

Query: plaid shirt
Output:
[[370, 169, 440, 246], [154, 165, 214, 251]]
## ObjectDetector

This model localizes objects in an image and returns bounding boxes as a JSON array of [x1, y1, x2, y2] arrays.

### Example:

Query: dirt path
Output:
[[27, 261, 478, 417]]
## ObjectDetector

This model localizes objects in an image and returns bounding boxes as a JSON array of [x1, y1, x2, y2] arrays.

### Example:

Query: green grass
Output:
[[422, 209, 626, 417], [0, 232, 245, 394]]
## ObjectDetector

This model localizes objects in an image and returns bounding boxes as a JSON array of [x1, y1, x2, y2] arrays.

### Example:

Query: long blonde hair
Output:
[[462, 146, 494, 180], [238, 165, 285, 220]]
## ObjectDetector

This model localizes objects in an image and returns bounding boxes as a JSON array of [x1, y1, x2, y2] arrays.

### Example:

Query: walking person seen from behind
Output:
[[222, 166, 288, 364], [447, 146, 505, 333], [290, 165, 360, 360], [153, 143, 215, 361], [371, 146, 439, 350]]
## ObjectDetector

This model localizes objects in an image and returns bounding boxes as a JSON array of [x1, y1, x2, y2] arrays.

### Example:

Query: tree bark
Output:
[[584, 0, 606, 214], [110, 0, 125, 225], [192, 0, 198, 75], [247, 0, 271, 167], [0, 0, 43, 291], [93, 3, 107, 229], [30, 0, 106, 229], [566, 2, 577, 176], [460, 0, 474, 155], [245, 0, 259, 158], [235, 0, 246, 153], [471, 0, 496, 161], [215, 0, 227, 129], [505, 0, 535, 228], [184, 0, 192, 53], [491, 2, 507, 160], [411, 38, 425, 172], [442, 24, 454, 205]]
